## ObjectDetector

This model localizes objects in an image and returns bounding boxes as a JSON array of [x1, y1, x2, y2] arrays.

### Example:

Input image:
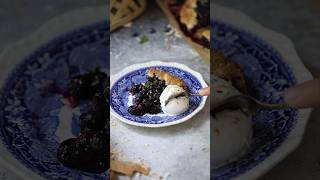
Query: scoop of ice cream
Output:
[[160, 85, 189, 115], [211, 75, 252, 169]]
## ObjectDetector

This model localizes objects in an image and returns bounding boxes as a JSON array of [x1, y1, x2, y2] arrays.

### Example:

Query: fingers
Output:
[[199, 87, 210, 96], [284, 78, 320, 108]]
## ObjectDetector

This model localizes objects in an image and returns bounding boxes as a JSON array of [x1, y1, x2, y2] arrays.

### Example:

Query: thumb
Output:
[[284, 78, 320, 108], [199, 87, 210, 96]]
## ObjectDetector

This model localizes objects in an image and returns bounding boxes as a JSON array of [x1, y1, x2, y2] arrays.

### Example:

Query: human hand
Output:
[[199, 87, 210, 96], [284, 78, 320, 108]]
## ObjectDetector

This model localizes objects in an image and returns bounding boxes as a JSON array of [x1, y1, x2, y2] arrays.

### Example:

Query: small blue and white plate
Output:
[[212, 4, 313, 180], [110, 61, 208, 128], [0, 7, 109, 180]]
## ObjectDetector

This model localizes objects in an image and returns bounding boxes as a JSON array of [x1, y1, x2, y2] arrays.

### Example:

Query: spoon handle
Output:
[[284, 78, 320, 108]]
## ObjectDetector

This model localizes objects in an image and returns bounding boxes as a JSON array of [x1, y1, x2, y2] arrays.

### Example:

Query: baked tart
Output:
[[128, 68, 189, 116], [211, 49, 248, 93], [157, 0, 210, 63], [148, 68, 187, 90], [110, 0, 147, 32], [211, 50, 252, 169]]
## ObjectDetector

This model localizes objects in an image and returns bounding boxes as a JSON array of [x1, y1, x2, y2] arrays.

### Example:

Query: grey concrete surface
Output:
[[215, 0, 320, 179]]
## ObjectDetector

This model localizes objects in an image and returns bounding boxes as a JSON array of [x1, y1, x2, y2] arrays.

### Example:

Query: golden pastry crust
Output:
[[156, 0, 210, 63], [110, 0, 147, 32], [147, 68, 187, 90], [110, 160, 150, 177], [211, 49, 248, 93], [180, 0, 198, 30], [195, 27, 210, 41]]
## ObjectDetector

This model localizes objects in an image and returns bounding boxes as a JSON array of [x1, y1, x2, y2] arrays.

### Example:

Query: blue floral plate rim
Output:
[[213, 4, 313, 180], [0, 6, 108, 180], [110, 61, 208, 128]]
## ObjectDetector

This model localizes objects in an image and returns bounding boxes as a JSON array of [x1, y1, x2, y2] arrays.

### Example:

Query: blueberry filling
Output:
[[128, 75, 166, 116], [67, 68, 108, 107], [168, 0, 209, 48], [57, 69, 110, 173]]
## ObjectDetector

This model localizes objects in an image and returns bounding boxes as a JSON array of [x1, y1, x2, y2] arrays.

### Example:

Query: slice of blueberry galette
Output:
[[211, 49, 248, 94], [128, 68, 190, 116], [157, 0, 210, 63]]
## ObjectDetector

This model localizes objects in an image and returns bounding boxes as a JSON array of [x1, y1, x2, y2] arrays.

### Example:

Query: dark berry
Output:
[[128, 76, 166, 116], [57, 69, 109, 173]]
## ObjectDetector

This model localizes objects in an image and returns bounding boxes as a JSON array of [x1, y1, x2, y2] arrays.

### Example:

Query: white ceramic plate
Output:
[[0, 6, 108, 180], [110, 61, 208, 128], [212, 3, 313, 180]]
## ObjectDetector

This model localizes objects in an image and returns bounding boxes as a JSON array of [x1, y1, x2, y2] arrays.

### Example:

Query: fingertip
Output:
[[199, 87, 210, 96]]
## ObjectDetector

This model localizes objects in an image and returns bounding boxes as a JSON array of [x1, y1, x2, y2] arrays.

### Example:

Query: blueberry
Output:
[[57, 69, 109, 173]]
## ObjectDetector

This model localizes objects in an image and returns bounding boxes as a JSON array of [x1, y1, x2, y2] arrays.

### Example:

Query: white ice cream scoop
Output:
[[160, 85, 190, 115], [211, 75, 253, 169]]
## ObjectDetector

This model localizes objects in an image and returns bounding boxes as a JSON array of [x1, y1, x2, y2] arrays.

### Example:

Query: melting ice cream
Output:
[[160, 85, 189, 115], [211, 75, 252, 169]]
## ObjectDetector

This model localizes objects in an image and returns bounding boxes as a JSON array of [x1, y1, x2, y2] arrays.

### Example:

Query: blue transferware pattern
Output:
[[111, 66, 203, 124], [212, 21, 297, 179], [0, 21, 109, 179]]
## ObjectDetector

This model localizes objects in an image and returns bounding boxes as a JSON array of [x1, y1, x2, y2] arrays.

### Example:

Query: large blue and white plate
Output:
[[0, 7, 109, 180], [212, 4, 313, 180], [110, 61, 208, 128]]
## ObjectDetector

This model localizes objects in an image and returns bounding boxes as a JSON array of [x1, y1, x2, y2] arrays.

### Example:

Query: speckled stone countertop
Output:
[[215, 0, 320, 179], [110, 2, 209, 180]]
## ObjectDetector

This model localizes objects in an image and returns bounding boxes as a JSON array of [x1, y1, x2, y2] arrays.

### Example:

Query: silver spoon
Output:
[[188, 92, 201, 96], [212, 78, 320, 114], [211, 94, 289, 114]]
